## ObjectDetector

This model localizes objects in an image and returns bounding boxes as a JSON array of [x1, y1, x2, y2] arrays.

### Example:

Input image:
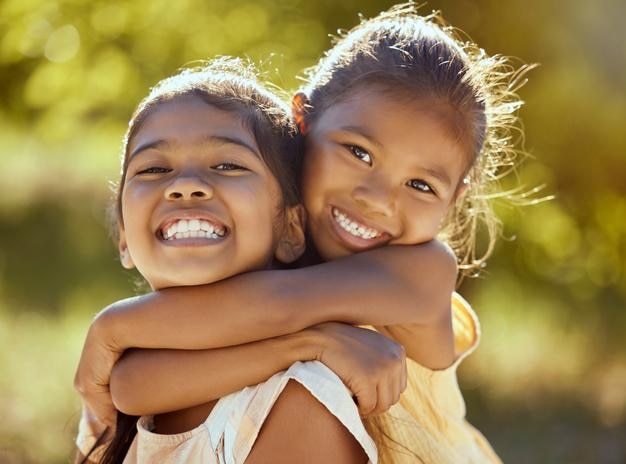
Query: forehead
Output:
[[128, 95, 258, 154]]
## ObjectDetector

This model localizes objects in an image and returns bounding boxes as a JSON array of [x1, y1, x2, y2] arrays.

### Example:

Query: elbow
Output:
[[404, 240, 459, 324], [109, 353, 147, 416], [435, 240, 460, 289], [420, 239, 459, 292]]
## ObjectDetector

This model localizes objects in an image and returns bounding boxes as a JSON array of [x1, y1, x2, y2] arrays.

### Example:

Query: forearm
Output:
[[99, 271, 318, 352], [100, 241, 456, 352], [109, 329, 320, 416]]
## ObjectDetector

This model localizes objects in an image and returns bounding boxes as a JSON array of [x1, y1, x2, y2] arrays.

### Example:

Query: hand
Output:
[[74, 309, 124, 427], [310, 322, 407, 417]]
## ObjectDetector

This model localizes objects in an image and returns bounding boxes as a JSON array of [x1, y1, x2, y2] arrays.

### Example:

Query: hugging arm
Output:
[[98, 240, 454, 350], [111, 323, 406, 418], [109, 330, 315, 415], [76, 240, 453, 423]]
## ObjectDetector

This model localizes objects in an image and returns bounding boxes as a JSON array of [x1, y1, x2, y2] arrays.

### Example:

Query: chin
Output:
[[316, 243, 352, 261], [159, 271, 231, 288]]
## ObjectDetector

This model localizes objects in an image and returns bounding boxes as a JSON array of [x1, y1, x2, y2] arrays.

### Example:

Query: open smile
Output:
[[328, 206, 391, 250], [157, 213, 229, 246]]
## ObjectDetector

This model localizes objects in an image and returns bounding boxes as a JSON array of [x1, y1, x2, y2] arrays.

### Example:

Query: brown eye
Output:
[[137, 166, 171, 175], [213, 162, 248, 171], [345, 145, 372, 166], [407, 179, 435, 194]]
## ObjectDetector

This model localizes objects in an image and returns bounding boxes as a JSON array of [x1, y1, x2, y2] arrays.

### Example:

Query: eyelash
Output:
[[136, 166, 171, 175], [345, 145, 372, 166], [213, 162, 248, 171], [406, 179, 435, 195], [135, 162, 248, 176]]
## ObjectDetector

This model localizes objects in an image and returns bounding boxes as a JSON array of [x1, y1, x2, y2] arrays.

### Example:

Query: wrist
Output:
[[282, 329, 324, 364]]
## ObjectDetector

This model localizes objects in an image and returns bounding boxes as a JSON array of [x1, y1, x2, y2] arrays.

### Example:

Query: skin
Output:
[[118, 95, 293, 287], [302, 89, 468, 262], [75, 87, 471, 462], [300, 88, 468, 366], [75, 93, 398, 463]]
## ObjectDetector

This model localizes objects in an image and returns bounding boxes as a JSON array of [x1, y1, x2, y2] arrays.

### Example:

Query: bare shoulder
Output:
[[244, 380, 368, 464]]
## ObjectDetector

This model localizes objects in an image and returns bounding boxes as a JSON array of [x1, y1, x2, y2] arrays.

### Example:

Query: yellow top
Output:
[[364, 292, 502, 463]]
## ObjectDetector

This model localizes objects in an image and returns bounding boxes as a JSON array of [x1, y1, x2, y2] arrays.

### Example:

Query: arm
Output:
[[100, 240, 455, 352], [111, 323, 406, 417], [110, 331, 315, 415], [75, 240, 452, 423]]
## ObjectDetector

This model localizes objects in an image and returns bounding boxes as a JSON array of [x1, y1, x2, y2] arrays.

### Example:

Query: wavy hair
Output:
[[299, 2, 534, 277]]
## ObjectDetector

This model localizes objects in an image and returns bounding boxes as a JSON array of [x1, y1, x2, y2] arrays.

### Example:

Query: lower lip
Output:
[[157, 233, 227, 247], [327, 207, 388, 251]]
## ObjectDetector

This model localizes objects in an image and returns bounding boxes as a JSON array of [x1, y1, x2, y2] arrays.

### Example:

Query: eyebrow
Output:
[[129, 135, 261, 160], [420, 166, 452, 188], [339, 125, 384, 149]]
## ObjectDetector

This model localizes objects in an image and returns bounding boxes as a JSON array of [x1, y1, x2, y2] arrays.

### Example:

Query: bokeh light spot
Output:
[[44, 24, 80, 63]]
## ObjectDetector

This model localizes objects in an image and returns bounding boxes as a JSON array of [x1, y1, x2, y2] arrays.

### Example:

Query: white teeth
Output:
[[332, 208, 381, 240], [178, 220, 189, 233], [162, 218, 227, 240], [200, 220, 213, 233]]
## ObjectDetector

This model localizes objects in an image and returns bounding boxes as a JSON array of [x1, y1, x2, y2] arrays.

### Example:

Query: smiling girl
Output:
[[75, 58, 407, 463], [75, 4, 527, 463]]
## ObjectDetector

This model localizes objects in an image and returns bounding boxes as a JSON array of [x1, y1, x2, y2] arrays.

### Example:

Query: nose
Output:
[[351, 172, 396, 217], [164, 175, 214, 201]]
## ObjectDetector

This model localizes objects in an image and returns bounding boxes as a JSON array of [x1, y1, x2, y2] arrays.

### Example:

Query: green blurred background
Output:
[[0, 0, 624, 462]]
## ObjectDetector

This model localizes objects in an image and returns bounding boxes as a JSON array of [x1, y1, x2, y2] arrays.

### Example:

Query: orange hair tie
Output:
[[291, 92, 309, 135]]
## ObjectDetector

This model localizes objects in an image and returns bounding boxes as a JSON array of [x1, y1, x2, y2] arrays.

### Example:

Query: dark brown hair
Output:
[[298, 3, 532, 459], [300, 3, 531, 276], [112, 56, 302, 234], [99, 57, 302, 464]]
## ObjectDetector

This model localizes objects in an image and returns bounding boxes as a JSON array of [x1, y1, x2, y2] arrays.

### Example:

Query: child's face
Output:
[[301, 87, 469, 261], [118, 96, 287, 289]]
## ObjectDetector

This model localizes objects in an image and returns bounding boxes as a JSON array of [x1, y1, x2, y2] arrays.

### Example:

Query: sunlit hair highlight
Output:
[[299, 2, 534, 277], [298, 3, 535, 459]]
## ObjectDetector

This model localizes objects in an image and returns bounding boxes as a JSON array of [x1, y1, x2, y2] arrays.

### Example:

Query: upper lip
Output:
[[331, 205, 393, 238], [156, 209, 229, 235]]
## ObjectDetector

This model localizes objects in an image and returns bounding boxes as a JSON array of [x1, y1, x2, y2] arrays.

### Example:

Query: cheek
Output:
[[399, 200, 451, 242], [300, 155, 322, 214], [120, 192, 142, 235], [301, 144, 346, 211], [235, 181, 283, 243]]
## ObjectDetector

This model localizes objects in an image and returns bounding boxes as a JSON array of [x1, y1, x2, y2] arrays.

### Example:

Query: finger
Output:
[[84, 391, 117, 427], [401, 352, 408, 393], [392, 366, 403, 406], [370, 381, 394, 416], [390, 353, 408, 407], [85, 401, 116, 427], [355, 386, 377, 417]]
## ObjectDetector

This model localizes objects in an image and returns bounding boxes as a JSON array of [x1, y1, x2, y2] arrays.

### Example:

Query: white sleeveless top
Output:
[[77, 361, 378, 463]]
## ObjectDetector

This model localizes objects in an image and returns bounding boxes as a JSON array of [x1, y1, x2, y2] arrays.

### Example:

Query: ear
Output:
[[291, 92, 310, 135], [118, 227, 135, 269], [274, 205, 307, 264]]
